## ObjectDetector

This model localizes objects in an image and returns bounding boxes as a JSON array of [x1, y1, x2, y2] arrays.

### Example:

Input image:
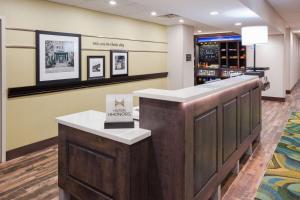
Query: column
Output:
[[167, 25, 194, 89]]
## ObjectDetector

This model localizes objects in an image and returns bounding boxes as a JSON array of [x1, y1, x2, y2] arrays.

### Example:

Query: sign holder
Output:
[[104, 94, 134, 129], [104, 121, 134, 129]]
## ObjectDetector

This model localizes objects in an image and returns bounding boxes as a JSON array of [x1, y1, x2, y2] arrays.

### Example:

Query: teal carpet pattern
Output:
[[255, 112, 300, 200]]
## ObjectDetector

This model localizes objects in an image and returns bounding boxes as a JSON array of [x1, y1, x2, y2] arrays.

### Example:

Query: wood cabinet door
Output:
[[223, 98, 238, 163], [194, 109, 218, 195], [240, 92, 251, 143]]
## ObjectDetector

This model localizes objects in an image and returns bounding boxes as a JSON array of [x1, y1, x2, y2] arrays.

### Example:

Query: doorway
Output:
[[0, 17, 6, 162]]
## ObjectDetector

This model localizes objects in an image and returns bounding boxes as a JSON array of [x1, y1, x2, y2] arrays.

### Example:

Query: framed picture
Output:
[[110, 50, 128, 77], [36, 30, 81, 85], [87, 56, 105, 80]]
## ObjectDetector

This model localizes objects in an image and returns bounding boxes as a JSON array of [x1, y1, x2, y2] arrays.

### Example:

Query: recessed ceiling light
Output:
[[109, 0, 117, 5], [151, 11, 157, 16], [197, 30, 203, 33], [235, 22, 242, 26], [179, 19, 184, 23], [210, 11, 219, 16]]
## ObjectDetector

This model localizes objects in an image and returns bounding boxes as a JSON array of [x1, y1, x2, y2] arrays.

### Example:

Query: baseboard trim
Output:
[[262, 96, 286, 102], [286, 80, 299, 94], [6, 136, 58, 161]]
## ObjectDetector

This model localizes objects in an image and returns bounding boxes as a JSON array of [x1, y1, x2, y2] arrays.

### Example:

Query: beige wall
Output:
[[0, 0, 168, 150], [247, 35, 285, 98], [289, 32, 300, 89]]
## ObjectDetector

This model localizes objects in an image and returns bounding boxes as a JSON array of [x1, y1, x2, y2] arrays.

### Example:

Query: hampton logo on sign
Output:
[[106, 94, 133, 123]]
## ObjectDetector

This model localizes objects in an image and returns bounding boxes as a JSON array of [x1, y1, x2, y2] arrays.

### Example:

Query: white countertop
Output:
[[134, 75, 259, 103], [56, 110, 150, 145]]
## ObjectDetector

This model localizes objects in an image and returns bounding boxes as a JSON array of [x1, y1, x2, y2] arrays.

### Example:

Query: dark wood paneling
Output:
[[252, 88, 261, 129], [139, 78, 261, 200], [8, 72, 168, 98], [68, 143, 115, 197], [129, 139, 149, 200], [223, 98, 238, 163], [70, 195, 79, 200], [240, 92, 251, 143], [139, 98, 185, 200], [218, 123, 261, 184], [58, 125, 149, 200], [6, 136, 58, 160], [194, 109, 218, 195]]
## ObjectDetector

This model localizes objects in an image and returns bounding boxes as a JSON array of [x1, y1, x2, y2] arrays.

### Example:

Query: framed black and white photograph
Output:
[[110, 50, 128, 77], [87, 56, 105, 80], [36, 30, 81, 85]]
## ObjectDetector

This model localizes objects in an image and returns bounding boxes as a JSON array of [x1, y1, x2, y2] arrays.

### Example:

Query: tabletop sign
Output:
[[104, 94, 134, 129]]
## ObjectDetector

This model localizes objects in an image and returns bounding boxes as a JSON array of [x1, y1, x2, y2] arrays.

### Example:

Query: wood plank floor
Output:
[[0, 146, 58, 200], [0, 83, 299, 200], [223, 82, 300, 200]]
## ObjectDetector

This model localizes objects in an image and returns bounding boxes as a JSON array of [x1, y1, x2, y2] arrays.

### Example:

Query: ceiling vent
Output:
[[158, 14, 180, 19]]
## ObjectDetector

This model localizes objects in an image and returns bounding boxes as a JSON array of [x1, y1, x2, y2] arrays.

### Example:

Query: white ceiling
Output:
[[267, 0, 300, 31], [49, 0, 296, 35], [49, 0, 223, 34], [128, 0, 267, 33]]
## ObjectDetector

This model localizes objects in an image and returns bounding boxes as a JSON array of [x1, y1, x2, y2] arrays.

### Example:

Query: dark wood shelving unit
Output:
[[194, 34, 247, 85]]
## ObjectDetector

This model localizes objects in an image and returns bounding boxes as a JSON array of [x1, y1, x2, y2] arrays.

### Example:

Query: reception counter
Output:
[[57, 75, 261, 200], [134, 75, 261, 200], [57, 111, 151, 200]]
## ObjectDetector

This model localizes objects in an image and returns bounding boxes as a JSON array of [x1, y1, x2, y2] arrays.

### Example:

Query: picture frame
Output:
[[87, 56, 105, 80], [110, 50, 128, 77], [36, 30, 81, 85]]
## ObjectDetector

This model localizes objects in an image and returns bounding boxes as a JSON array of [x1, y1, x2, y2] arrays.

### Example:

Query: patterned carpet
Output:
[[255, 112, 300, 200]]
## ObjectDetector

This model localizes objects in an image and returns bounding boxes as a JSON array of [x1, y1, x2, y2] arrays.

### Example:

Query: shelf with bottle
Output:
[[196, 68, 219, 71], [221, 67, 245, 71], [196, 69, 219, 77], [220, 70, 231, 78], [240, 54, 246, 59], [197, 62, 220, 69], [194, 38, 247, 85], [220, 69, 244, 78], [196, 77, 220, 85]]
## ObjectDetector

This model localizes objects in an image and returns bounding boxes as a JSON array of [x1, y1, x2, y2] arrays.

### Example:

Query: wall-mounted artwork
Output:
[[110, 50, 128, 77], [36, 31, 81, 85], [87, 56, 105, 80]]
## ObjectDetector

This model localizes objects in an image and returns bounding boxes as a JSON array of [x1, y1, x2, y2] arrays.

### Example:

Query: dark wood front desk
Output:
[[57, 76, 261, 200], [137, 76, 261, 200], [57, 111, 151, 200]]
